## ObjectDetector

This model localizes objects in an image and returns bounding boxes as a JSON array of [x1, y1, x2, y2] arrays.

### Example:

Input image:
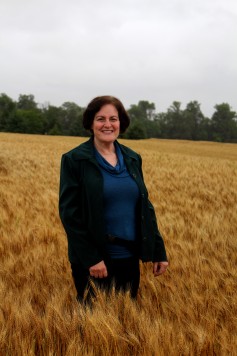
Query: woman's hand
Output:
[[89, 260, 108, 278], [153, 261, 168, 277]]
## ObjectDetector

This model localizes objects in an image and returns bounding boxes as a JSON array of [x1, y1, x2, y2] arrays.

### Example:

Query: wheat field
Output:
[[0, 132, 236, 356]]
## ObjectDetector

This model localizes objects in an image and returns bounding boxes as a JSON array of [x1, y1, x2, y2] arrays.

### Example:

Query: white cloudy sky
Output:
[[0, 0, 236, 116]]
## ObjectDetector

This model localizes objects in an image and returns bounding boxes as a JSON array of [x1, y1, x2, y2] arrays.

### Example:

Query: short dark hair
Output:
[[83, 96, 130, 134]]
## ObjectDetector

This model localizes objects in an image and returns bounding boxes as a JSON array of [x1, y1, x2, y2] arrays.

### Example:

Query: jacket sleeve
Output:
[[59, 154, 104, 269], [138, 155, 168, 262]]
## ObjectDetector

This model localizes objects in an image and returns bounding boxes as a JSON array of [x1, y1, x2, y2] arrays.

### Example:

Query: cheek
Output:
[[91, 121, 97, 131]]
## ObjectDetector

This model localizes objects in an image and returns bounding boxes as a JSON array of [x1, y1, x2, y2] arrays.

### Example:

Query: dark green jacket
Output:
[[59, 137, 167, 269]]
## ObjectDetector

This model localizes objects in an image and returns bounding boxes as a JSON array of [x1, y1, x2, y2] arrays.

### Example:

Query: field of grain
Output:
[[0, 132, 236, 355]]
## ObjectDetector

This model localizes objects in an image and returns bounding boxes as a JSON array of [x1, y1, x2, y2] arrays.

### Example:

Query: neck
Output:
[[93, 138, 116, 155]]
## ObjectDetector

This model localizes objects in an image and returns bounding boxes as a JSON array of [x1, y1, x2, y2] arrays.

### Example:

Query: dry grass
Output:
[[0, 132, 237, 355]]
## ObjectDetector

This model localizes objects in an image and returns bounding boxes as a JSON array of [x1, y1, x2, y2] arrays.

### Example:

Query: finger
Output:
[[153, 262, 158, 275], [154, 265, 167, 277], [103, 269, 108, 278], [90, 268, 108, 278], [157, 268, 165, 276]]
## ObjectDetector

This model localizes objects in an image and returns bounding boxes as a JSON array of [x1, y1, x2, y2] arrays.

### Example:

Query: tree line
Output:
[[0, 93, 236, 142]]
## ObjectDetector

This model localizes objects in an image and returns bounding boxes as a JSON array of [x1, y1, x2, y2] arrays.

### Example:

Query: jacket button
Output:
[[141, 194, 145, 198], [133, 173, 136, 179], [141, 215, 144, 220], [143, 236, 147, 241]]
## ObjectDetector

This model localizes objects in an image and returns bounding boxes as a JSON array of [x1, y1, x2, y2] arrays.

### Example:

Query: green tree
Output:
[[124, 120, 147, 139], [48, 123, 62, 135], [15, 109, 44, 134], [162, 101, 184, 139], [0, 93, 16, 131], [17, 94, 37, 110], [14, 94, 44, 134], [42, 105, 64, 135], [128, 100, 156, 122], [211, 103, 237, 142], [137, 100, 156, 120], [128, 104, 143, 121], [197, 117, 212, 141], [183, 101, 205, 140], [59, 102, 85, 136], [144, 118, 162, 138], [155, 112, 168, 138]]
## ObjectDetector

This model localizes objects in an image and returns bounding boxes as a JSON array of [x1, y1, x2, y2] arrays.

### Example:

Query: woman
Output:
[[59, 96, 168, 302]]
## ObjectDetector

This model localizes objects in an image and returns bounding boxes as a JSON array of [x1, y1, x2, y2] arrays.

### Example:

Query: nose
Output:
[[104, 119, 112, 127]]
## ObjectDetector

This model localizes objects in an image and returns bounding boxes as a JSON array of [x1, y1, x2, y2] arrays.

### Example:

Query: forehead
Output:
[[95, 104, 118, 116]]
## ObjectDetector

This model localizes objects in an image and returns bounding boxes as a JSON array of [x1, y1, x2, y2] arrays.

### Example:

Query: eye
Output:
[[110, 117, 119, 122], [96, 117, 105, 122]]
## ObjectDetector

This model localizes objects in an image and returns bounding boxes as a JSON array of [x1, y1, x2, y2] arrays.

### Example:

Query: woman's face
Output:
[[91, 104, 120, 144]]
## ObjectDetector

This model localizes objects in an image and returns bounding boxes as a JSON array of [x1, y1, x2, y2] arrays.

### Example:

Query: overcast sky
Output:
[[0, 0, 236, 117]]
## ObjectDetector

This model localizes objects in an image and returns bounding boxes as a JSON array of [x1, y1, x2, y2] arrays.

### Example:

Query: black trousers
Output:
[[70, 256, 140, 303]]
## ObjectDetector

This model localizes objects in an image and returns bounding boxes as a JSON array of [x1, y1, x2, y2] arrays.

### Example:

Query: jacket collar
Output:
[[71, 137, 138, 161], [71, 137, 94, 160]]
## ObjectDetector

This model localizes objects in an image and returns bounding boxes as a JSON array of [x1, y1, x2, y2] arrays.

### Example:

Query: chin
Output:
[[101, 134, 117, 141], [103, 138, 116, 143]]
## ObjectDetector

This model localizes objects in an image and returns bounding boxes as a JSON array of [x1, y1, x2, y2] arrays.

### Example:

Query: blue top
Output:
[[94, 142, 140, 258]]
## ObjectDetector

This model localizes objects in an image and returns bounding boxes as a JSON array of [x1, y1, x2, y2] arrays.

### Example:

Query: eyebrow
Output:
[[95, 115, 119, 118]]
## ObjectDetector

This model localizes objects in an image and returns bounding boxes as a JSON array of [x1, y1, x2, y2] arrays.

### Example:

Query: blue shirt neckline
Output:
[[94, 142, 126, 175]]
